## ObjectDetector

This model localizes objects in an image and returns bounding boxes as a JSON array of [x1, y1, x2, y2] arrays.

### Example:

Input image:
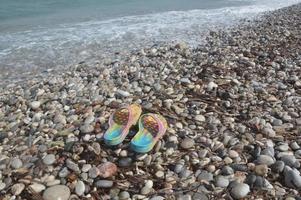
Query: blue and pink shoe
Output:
[[130, 113, 168, 153], [104, 104, 142, 146]]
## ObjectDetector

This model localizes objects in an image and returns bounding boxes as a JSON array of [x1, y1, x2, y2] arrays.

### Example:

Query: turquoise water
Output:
[[0, 0, 300, 80]]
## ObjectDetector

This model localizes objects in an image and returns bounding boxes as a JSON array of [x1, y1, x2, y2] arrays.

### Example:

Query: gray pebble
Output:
[[197, 171, 213, 182], [59, 167, 69, 178], [221, 166, 234, 175], [95, 180, 113, 188], [150, 196, 165, 200], [75, 181, 85, 196], [271, 161, 285, 173], [230, 183, 250, 199], [281, 155, 299, 168], [88, 167, 99, 178], [43, 185, 70, 200], [290, 142, 300, 150], [255, 155, 275, 166], [215, 176, 229, 188], [0, 182, 6, 191], [11, 183, 25, 195], [119, 191, 130, 200], [284, 166, 301, 189], [276, 143, 289, 152], [180, 138, 195, 149], [11, 158, 22, 169], [43, 154, 56, 165], [66, 159, 80, 173], [118, 158, 132, 167]]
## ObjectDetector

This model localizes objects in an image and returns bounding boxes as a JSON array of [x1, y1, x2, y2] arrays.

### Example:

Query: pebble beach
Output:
[[0, 3, 301, 200]]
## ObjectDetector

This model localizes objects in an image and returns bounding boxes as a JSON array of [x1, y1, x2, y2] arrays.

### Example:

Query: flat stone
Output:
[[197, 171, 213, 182], [290, 142, 300, 150], [284, 166, 301, 189], [59, 167, 69, 178], [43, 185, 70, 200], [11, 183, 25, 195], [88, 167, 99, 178], [221, 166, 234, 175], [43, 154, 56, 165], [119, 191, 130, 200], [271, 161, 285, 173], [141, 186, 152, 195], [0, 182, 6, 191], [195, 115, 206, 122], [75, 181, 85, 196], [281, 155, 298, 168], [215, 176, 229, 188], [29, 183, 46, 193], [82, 164, 92, 172], [11, 158, 22, 169], [150, 196, 165, 200], [66, 159, 80, 173], [230, 183, 250, 199], [118, 158, 132, 167], [255, 155, 275, 166], [95, 180, 113, 188], [30, 101, 41, 110], [254, 164, 269, 176], [180, 138, 195, 149]]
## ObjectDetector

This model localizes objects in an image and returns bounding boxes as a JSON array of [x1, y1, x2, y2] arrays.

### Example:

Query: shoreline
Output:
[[0, 3, 301, 200]]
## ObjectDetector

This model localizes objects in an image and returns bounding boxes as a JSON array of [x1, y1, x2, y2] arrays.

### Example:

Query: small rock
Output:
[[221, 166, 234, 175], [284, 166, 301, 189], [215, 176, 229, 188], [207, 81, 218, 91], [155, 171, 165, 178], [230, 183, 250, 199], [66, 159, 80, 173], [43, 185, 70, 200], [271, 161, 285, 173], [116, 90, 130, 97], [29, 183, 46, 193], [0, 182, 6, 191], [118, 158, 132, 167], [197, 171, 213, 182], [11, 183, 25, 195], [11, 158, 22, 169], [281, 155, 299, 168], [82, 164, 92, 173], [95, 180, 113, 188], [59, 167, 69, 178], [98, 162, 117, 178], [228, 150, 239, 158], [43, 154, 56, 165], [141, 186, 152, 195], [254, 164, 269, 176], [80, 124, 94, 133], [180, 138, 195, 149], [150, 196, 165, 200], [30, 101, 41, 110], [88, 167, 99, 178], [119, 191, 130, 200], [255, 155, 275, 166], [75, 181, 85, 196], [290, 142, 300, 150], [195, 115, 206, 122]]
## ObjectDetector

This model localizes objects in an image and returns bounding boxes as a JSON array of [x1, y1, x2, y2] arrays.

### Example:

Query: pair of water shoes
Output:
[[103, 104, 168, 153]]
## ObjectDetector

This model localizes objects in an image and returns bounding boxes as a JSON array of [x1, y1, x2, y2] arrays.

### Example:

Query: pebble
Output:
[[280, 155, 298, 168], [150, 196, 165, 200], [290, 142, 300, 150], [0, 182, 6, 191], [82, 164, 92, 172], [155, 171, 165, 178], [229, 150, 239, 158], [75, 181, 85, 196], [230, 183, 250, 199], [11, 183, 25, 195], [98, 162, 118, 178], [30, 101, 41, 109], [197, 171, 213, 182], [119, 191, 130, 200], [43, 154, 56, 165], [284, 166, 301, 189], [271, 161, 285, 173], [11, 157, 22, 169], [29, 183, 46, 193], [254, 164, 269, 176], [215, 176, 229, 188], [95, 180, 114, 188], [88, 167, 99, 178], [43, 185, 71, 200], [180, 138, 195, 149], [66, 159, 81, 173], [195, 115, 206, 122], [118, 157, 132, 167], [255, 155, 275, 166]]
